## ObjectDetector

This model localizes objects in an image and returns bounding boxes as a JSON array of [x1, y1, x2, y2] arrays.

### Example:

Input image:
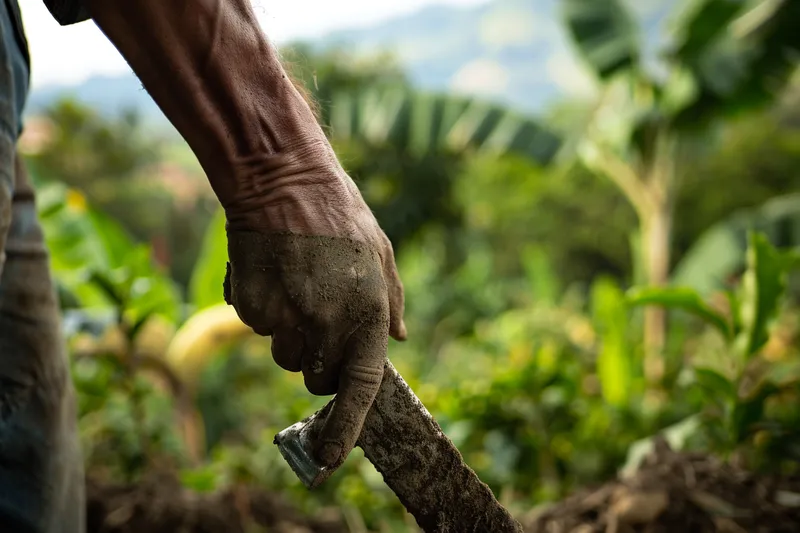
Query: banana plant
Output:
[[35, 181, 254, 468], [560, 0, 800, 384], [626, 232, 800, 459], [280, 43, 563, 166], [326, 86, 563, 164], [673, 193, 800, 296]]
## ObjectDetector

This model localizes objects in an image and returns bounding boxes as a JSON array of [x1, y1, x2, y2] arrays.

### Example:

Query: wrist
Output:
[[222, 160, 359, 236]]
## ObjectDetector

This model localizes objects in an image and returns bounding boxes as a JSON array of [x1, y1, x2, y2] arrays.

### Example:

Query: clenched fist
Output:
[[222, 143, 406, 468]]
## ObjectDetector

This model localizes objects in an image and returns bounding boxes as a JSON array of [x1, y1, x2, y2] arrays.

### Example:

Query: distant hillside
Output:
[[317, 0, 571, 112], [25, 0, 670, 125], [26, 73, 160, 121]]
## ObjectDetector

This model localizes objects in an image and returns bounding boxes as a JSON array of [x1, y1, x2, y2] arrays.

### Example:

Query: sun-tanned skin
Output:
[[84, 0, 407, 469], [0, 2, 405, 528]]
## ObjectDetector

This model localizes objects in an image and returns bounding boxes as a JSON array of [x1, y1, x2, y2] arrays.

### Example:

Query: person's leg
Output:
[[0, 1, 85, 530], [0, 153, 85, 532]]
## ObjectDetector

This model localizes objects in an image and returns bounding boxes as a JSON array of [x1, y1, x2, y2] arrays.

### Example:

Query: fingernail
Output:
[[317, 442, 343, 467]]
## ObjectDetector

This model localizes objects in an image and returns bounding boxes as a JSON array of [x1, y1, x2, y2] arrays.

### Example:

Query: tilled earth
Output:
[[87, 441, 800, 533], [524, 439, 800, 533], [86, 472, 347, 533]]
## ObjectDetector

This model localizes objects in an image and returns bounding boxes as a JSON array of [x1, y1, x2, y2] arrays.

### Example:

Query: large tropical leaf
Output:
[[327, 87, 562, 165], [736, 232, 787, 359], [673, 193, 800, 295], [561, 0, 641, 80], [670, 0, 748, 64], [626, 286, 732, 340], [591, 277, 634, 407], [671, 0, 800, 127], [188, 208, 228, 311], [37, 181, 181, 324]]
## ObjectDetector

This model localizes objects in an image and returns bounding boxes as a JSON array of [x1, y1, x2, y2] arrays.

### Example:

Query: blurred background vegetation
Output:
[[17, 0, 800, 530]]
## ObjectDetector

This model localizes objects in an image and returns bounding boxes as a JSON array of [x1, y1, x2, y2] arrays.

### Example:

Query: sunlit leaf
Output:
[[626, 286, 732, 339], [179, 467, 219, 493], [189, 208, 228, 311], [520, 245, 559, 306], [88, 208, 139, 270], [562, 0, 640, 79], [725, 289, 743, 338], [591, 277, 632, 407], [88, 270, 125, 308], [736, 232, 787, 358]]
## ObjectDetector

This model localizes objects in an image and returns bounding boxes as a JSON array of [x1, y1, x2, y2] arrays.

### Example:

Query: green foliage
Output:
[[36, 180, 181, 327], [559, 0, 800, 386], [627, 232, 800, 460], [189, 208, 228, 311], [562, 0, 641, 79], [670, 0, 800, 127], [674, 193, 800, 295], [280, 43, 409, 111], [24, 31, 800, 530], [627, 286, 731, 339], [73, 355, 187, 482], [26, 98, 218, 290], [737, 233, 787, 357], [27, 99, 160, 184], [671, 0, 744, 64], [592, 277, 633, 406], [284, 44, 561, 165], [327, 87, 562, 164]]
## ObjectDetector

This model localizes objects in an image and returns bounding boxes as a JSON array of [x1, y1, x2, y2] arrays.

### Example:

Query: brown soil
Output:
[[523, 439, 800, 533], [86, 439, 800, 533], [85, 472, 347, 533]]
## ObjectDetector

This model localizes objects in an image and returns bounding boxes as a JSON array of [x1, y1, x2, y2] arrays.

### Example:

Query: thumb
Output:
[[314, 320, 388, 468]]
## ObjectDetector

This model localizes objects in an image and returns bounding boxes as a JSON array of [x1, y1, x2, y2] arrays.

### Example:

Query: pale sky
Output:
[[20, 0, 490, 89]]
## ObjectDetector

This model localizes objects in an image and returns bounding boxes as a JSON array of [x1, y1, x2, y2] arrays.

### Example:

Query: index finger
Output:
[[314, 318, 388, 468]]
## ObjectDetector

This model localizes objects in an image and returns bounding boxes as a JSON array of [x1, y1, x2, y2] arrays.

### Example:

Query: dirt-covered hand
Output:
[[83, 0, 405, 470], [222, 149, 406, 469]]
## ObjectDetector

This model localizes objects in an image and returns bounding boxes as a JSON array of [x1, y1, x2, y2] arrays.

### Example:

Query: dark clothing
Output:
[[0, 1, 85, 531], [43, 0, 89, 26], [0, 153, 85, 533]]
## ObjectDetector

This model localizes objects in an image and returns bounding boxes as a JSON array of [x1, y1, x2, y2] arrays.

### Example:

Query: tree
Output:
[[560, 0, 800, 384], [279, 44, 564, 283]]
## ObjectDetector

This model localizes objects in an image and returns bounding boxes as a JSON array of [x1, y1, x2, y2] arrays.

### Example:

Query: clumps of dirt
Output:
[[523, 439, 800, 533], [85, 471, 347, 533]]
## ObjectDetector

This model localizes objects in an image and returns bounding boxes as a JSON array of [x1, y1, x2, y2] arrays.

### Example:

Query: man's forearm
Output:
[[84, 0, 335, 212]]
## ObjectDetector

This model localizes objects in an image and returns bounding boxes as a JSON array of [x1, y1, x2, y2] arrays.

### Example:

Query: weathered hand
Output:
[[84, 0, 406, 470], [222, 144, 406, 468]]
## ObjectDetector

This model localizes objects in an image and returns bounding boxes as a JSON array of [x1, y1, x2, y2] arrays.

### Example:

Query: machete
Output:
[[274, 360, 523, 532]]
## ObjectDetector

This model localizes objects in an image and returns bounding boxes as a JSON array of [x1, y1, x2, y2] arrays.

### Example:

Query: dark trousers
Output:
[[0, 1, 85, 530]]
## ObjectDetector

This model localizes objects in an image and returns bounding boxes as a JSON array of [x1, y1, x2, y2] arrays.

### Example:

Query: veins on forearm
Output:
[[85, 0, 325, 204]]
